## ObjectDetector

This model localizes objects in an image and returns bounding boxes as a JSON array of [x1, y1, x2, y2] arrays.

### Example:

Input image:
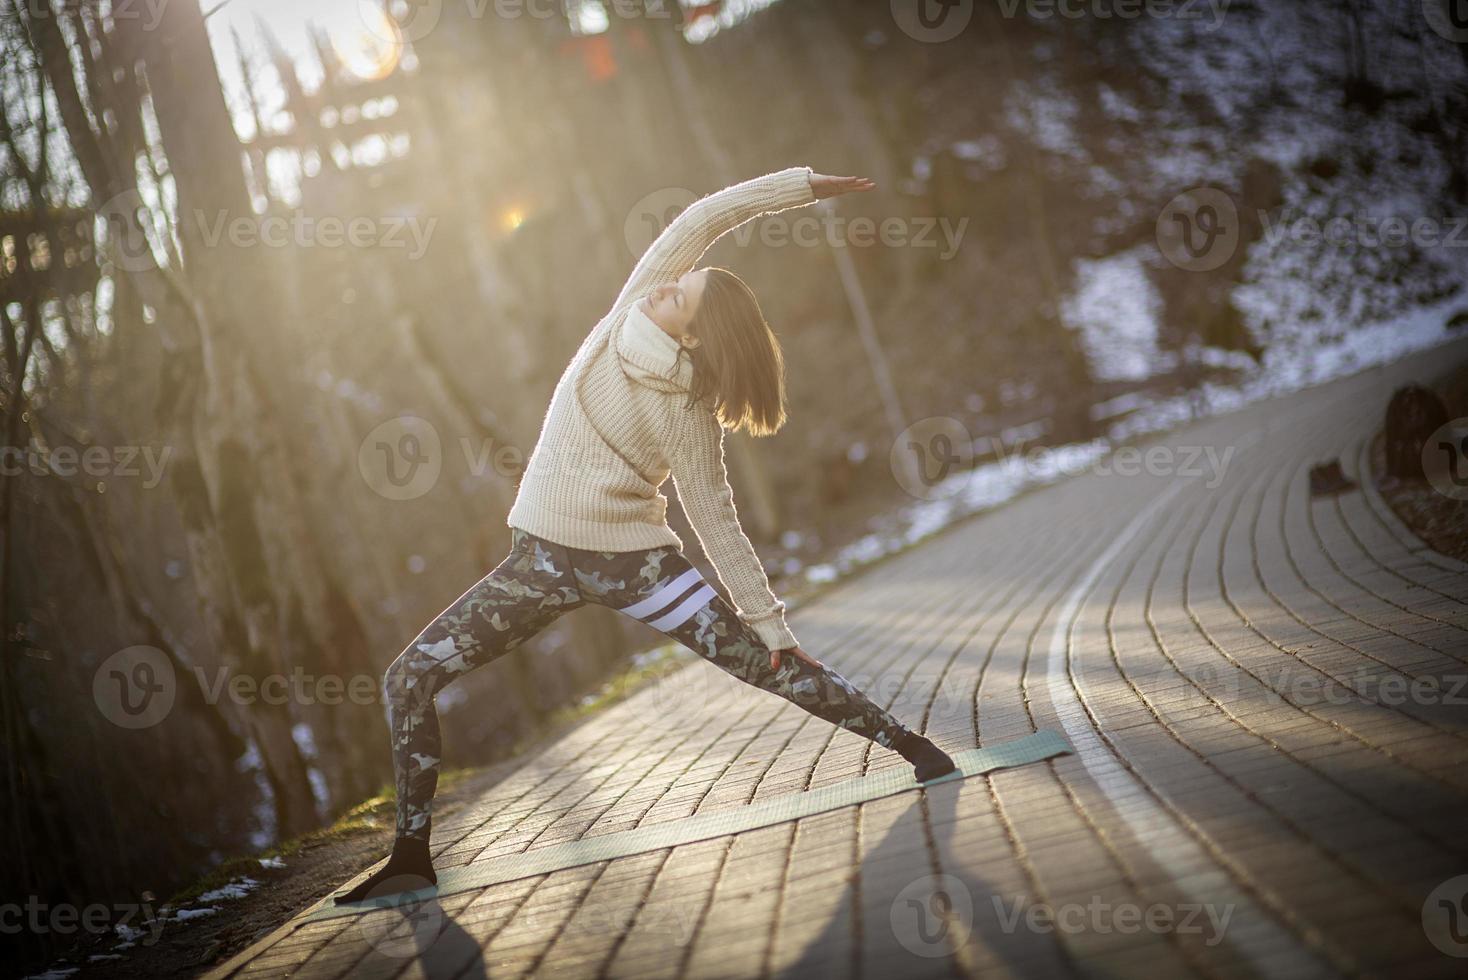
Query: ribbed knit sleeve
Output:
[[668, 410, 799, 652], [613, 167, 817, 313]]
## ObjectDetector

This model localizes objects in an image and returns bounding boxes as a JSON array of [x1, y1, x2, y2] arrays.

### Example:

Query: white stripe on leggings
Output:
[[619, 567, 705, 620], [645, 584, 718, 632]]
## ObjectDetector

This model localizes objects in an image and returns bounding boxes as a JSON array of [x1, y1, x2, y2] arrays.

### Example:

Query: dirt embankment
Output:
[[32, 697, 635, 979]]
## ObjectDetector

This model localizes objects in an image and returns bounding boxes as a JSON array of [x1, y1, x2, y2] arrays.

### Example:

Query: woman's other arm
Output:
[[612, 169, 874, 312], [668, 411, 799, 653]]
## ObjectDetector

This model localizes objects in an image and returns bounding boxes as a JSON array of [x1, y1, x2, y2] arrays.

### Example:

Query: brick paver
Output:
[[208, 338, 1468, 979]]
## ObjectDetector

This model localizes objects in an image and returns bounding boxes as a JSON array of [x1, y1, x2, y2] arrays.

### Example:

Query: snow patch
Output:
[[198, 876, 259, 903], [807, 299, 1463, 591], [1062, 250, 1169, 382], [114, 921, 148, 943]]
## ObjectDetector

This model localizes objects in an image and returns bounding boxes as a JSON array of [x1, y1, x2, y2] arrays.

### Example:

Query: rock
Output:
[[1309, 459, 1357, 498]]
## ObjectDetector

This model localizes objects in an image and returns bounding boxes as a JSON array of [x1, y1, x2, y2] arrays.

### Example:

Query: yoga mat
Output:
[[306, 729, 1071, 924]]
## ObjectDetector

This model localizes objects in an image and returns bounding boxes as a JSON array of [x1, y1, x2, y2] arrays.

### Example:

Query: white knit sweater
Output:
[[507, 166, 819, 651]]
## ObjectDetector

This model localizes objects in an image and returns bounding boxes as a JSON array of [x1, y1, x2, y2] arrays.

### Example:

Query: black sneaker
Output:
[[896, 732, 957, 783]]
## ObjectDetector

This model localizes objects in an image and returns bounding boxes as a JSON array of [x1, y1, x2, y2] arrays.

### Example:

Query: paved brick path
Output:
[[209, 339, 1468, 979]]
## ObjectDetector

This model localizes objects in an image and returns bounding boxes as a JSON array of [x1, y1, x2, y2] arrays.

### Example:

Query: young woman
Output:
[[337, 167, 955, 903]]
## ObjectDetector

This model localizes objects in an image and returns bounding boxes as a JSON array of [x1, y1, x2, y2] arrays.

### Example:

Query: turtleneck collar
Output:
[[616, 301, 694, 392]]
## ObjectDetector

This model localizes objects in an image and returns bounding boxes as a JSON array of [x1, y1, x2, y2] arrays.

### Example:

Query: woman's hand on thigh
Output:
[[769, 644, 824, 671]]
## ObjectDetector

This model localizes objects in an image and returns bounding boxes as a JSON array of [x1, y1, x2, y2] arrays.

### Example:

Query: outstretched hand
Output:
[[809, 174, 876, 199], [770, 644, 824, 671]]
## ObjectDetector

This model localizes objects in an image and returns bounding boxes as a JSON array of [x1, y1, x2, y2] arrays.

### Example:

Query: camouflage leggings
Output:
[[384, 527, 913, 840]]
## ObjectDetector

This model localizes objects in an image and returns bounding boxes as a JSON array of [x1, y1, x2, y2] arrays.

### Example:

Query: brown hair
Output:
[[678, 267, 788, 437]]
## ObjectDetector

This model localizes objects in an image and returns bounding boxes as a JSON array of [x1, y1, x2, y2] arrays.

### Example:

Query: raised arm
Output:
[[614, 168, 870, 312], [668, 410, 799, 653]]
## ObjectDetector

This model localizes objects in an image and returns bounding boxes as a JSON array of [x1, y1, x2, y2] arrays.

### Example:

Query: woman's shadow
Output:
[[346, 778, 1059, 979], [349, 888, 488, 979], [784, 778, 1063, 979]]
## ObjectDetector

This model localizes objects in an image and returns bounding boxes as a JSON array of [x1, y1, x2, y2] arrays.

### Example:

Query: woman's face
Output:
[[641, 268, 709, 339]]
